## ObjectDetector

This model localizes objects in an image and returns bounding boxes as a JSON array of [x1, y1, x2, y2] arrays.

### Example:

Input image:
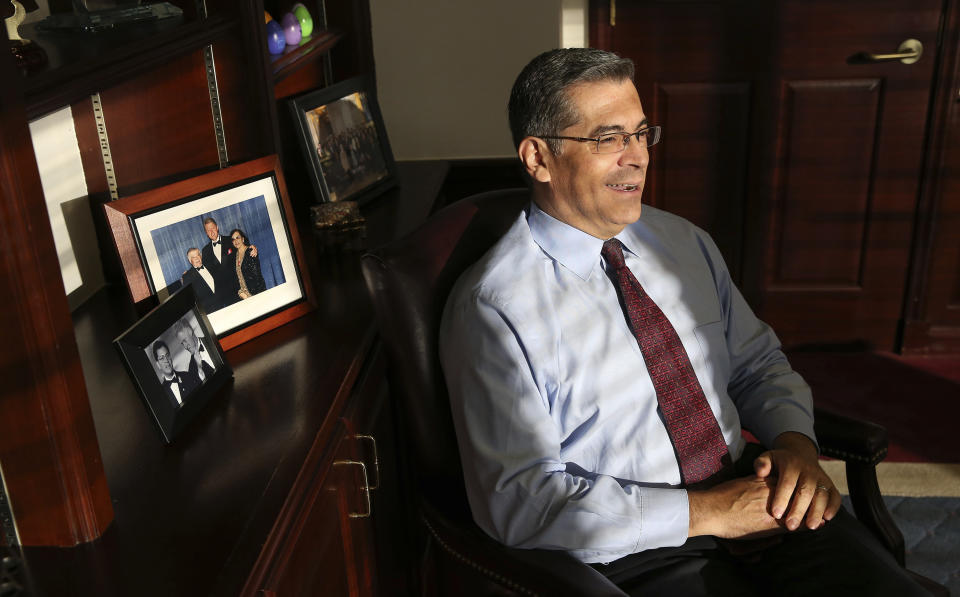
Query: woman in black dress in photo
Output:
[[230, 228, 267, 299]]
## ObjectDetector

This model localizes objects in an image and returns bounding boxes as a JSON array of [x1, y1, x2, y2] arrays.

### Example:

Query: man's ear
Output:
[[518, 137, 553, 183]]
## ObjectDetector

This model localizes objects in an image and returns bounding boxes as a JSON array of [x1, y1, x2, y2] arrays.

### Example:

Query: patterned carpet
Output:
[[787, 350, 960, 595], [836, 496, 960, 594]]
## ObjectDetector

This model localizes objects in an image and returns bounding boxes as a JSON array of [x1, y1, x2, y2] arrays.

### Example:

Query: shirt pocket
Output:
[[693, 321, 730, 392]]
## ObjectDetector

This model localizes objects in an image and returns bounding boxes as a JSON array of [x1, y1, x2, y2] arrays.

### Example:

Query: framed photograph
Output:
[[114, 285, 231, 444], [289, 76, 396, 205], [103, 155, 315, 350]]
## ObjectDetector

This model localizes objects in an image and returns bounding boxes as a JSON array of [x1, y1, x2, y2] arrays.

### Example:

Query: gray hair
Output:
[[175, 318, 195, 339], [508, 48, 634, 155]]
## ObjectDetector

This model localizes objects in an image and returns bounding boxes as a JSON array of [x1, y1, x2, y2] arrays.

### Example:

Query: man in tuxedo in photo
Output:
[[175, 319, 215, 383], [180, 248, 219, 313], [152, 340, 201, 408], [201, 217, 243, 309]]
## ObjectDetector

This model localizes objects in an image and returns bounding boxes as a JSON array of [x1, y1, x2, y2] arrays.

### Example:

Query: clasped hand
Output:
[[754, 431, 842, 532], [689, 432, 842, 539]]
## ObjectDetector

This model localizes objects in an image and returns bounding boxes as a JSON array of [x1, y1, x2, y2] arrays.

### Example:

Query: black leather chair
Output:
[[361, 188, 946, 596]]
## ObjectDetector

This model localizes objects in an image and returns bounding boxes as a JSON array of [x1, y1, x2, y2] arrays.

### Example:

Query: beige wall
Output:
[[370, 0, 588, 160]]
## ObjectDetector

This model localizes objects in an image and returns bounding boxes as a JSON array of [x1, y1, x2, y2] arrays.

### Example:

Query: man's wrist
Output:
[[687, 489, 713, 537], [772, 431, 818, 460]]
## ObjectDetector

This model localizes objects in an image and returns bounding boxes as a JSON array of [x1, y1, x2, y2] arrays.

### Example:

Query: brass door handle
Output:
[[853, 39, 923, 64]]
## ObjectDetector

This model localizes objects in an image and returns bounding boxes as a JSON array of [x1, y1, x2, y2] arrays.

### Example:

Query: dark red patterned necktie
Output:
[[602, 239, 731, 485]]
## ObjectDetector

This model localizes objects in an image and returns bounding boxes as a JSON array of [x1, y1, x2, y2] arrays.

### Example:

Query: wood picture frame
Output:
[[103, 155, 315, 350], [113, 285, 232, 444], [288, 75, 396, 205]]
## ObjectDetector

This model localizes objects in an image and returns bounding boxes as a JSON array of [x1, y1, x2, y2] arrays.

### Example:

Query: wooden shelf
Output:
[[269, 28, 344, 83], [20, 15, 236, 119], [16, 161, 447, 595]]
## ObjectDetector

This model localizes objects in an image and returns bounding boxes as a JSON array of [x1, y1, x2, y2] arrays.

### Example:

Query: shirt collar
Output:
[[528, 202, 641, 280]]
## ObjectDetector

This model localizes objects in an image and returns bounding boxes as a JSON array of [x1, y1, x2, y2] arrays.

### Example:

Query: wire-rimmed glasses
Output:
[[541, 125, 662, 154]]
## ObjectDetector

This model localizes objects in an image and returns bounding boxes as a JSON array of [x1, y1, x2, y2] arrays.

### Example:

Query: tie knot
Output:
[[601, 238, 626, 269]]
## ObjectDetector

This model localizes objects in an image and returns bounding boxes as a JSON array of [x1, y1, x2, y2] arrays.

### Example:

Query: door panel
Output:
[[594, 0, 943, 350], [772, 79, 880, 287]]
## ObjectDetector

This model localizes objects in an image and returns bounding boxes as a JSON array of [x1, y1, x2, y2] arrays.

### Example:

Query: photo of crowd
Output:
[[303, 90, 390, 202]]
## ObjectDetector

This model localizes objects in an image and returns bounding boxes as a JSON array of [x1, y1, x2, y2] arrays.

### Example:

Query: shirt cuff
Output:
[[636, 487, 689, 553]]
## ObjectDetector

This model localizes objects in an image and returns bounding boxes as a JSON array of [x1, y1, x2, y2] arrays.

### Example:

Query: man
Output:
[[200, 217, 250, 309], [152, 340, 201, 408], [180, 248, 219, 313], [439, 48, 925, 596], [175, 319, 215, 383]]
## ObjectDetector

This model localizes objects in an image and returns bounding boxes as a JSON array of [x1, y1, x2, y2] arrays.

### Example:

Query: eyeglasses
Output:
[[541, 125, 662, 154]]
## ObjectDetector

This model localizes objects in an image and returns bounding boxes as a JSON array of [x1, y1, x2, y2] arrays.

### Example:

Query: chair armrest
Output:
[[813, 406, 887, 465], [421, 500, 627, 596], [813, 407, 905, 565]]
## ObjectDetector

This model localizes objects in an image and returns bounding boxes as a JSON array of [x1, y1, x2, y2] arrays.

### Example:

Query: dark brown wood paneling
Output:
[[654, 82, 751, 280], [99, 49, 219, 196], [0, 40, 113, 547], [595, 0, 943, 351], [772, 79, 880, 287], [903, 0, 960, 354], [213, 36, 270, 167]]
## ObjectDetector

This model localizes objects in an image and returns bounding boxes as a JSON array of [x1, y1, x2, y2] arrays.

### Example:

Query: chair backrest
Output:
[[361, 188, 529, 503]]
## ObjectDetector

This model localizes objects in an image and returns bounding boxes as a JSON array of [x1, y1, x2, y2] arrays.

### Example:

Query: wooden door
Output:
[[592, 0, 943, 350]]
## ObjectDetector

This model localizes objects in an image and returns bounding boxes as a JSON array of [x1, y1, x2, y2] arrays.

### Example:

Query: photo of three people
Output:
[[180, 217, 269, 315], [148, 194, 287, 318]]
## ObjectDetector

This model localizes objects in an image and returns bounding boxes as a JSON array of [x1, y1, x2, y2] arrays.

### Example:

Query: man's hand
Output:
[[688, 476, 784, 540], [753, 432, 842, 531], [249, 244, 258, 257]]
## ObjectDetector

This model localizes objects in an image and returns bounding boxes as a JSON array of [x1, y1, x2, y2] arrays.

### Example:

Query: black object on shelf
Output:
[[38, 1, 182, 32]]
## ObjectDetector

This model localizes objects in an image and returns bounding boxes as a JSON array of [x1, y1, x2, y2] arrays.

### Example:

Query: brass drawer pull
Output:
[[355, 434, 380, 490], [333, 460, 372, 518]]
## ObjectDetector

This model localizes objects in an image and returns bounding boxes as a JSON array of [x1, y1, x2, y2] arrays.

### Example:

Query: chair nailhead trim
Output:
[[422, 515, 538, 597], [820, 447, 887, 466]]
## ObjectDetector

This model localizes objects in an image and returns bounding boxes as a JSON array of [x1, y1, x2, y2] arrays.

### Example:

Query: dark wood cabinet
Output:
[[12, 162, 444, 595], [245, 348, 402, 597], [1, 0, 431, 593]]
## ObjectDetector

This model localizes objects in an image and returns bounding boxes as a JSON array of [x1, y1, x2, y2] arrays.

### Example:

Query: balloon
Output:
[[293, 4, 313, 38], [266, 20, 285, 54], [281, 12, 301, 46]]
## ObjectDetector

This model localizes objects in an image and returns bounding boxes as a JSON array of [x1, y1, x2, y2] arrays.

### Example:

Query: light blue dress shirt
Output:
[[439, 201, 815, 564]]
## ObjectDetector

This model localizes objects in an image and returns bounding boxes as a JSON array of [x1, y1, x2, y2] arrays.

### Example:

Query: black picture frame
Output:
[[289, 75, 397, 205], [114, 285, 232, 444]]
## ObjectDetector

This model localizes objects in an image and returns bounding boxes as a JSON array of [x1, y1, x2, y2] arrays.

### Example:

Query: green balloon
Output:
[[293, 4, 313, 38]]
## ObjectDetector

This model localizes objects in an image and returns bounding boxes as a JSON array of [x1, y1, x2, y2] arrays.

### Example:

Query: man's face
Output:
[[188, 250, 202, 268], [536, 79, 649, 239], [178, 328, 198, 354], [155, 345, 173, 376], [204, 222, 219, 241]]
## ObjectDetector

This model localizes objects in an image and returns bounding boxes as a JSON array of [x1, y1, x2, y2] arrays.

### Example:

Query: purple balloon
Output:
[[281, 12, 301, 46], [266, 20, 285, 54]]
